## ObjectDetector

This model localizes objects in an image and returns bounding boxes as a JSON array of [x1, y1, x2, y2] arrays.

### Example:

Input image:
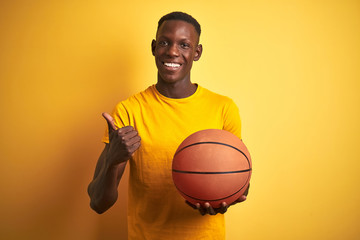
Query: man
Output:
[[88, 11, 249, 239]]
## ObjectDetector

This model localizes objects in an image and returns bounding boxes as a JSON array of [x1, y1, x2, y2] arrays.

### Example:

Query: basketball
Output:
[[172, 129, 252, 208]]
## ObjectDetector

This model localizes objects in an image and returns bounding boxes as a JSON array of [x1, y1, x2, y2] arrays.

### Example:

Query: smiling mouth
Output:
[[162, 62, 182, 68]]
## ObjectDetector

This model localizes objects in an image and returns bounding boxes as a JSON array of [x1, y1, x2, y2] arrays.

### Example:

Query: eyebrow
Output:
[[157, 35, 194, 42]]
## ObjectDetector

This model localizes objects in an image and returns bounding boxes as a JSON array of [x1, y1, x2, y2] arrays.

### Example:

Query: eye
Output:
[[158, 41, 168, 47], [180, 42, 190, 49]]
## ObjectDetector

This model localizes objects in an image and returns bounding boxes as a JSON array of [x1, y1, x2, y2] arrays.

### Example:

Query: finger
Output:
[[185, 201, 197, 209], [219, 202, 228, 214], [102, 112, 118, 133], [117, 126, 135, 136], [196, 203, 206, 216], [204, 202, 216, 215], [118, 128, 138, 140], [237, 195, 247, 203], [126, 135, 141, 148], [118, 131, 141, 151], [230, 195, 247, 206], [129, 141, 141, 156]]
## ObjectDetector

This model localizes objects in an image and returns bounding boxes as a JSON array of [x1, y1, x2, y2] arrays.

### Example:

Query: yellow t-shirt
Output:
[[102, 84, 242, 240]]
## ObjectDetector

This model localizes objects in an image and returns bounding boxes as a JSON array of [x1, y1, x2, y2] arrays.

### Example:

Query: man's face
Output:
[[152, 20, 202, 84]]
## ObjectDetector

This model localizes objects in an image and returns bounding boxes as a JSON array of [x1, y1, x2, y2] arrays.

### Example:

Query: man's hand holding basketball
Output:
[[186, 196, 246, 216], [102, 112, 141, 166], [186, 183, 249, 215]]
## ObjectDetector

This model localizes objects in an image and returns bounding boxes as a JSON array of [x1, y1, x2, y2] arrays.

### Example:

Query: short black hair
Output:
[[157, 11, 201, 37]]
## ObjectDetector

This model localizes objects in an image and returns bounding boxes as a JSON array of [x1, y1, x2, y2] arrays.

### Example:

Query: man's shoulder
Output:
[[199, 86, 234, 104], [115, 85, 155, 107]]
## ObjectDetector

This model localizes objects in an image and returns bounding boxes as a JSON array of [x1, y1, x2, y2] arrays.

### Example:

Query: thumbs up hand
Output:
[[102, 112, 141, 166]]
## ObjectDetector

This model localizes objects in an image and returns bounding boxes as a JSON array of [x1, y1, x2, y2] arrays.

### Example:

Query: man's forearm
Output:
[[88, 160, 126, 214]]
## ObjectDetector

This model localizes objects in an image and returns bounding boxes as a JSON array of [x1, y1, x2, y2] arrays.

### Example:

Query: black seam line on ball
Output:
[[172, 168, 252, 174], [174, 177, 250, 202], [174, 141, 250, 166]]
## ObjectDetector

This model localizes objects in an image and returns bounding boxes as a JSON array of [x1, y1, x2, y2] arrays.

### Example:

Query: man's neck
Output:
[[155, 80, 197, 99]]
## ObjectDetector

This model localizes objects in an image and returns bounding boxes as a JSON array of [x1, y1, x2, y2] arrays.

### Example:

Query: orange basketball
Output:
[[172, 129, 252, 208]]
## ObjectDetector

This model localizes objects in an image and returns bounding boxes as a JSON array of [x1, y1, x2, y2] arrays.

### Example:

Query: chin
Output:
[[158, 74, 184, 84]]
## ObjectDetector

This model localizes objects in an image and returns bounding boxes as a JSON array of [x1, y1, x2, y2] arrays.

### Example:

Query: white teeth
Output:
[[164, 62, 181, 68]]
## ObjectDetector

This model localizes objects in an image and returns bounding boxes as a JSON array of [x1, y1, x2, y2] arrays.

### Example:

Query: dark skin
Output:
[[186, 184, 249, 215], [88, 19, 248, 215], [151, 20, 202, 98], [87, 113, 141, 214]]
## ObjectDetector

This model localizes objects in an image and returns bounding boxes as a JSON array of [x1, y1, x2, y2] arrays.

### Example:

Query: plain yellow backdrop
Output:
[[1, 0, 359, 239]]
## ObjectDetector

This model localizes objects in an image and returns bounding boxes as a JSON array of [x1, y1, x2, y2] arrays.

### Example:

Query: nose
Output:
[[166, 43, 179, 57]]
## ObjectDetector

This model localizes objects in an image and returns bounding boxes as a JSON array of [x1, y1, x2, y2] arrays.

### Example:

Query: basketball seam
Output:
[[174, 141, 251, 167], [173, 172, 251, 202], [172, 168, 252, 174]]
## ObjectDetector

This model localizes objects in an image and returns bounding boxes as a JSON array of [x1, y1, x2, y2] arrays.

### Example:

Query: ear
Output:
[[194, 44, 203, 61], [151, 40, 156, 56]]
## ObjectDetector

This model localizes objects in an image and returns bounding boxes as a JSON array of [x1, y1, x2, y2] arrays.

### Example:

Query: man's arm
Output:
[[87, 144, 127, 214], [186, 183, 250, 215], [87, 113, 141, 214]]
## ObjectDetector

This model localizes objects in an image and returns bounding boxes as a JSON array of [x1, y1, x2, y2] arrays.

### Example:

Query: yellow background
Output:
[[1, 0, 359, 239]]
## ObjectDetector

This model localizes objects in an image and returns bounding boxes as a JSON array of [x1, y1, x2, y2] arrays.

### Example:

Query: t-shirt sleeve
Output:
[[101, 102, 130, 143], [222, 99, 242, 139]]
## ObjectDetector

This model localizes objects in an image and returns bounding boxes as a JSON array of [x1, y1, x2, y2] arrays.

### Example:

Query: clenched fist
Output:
[[102, 112, 141, 166]]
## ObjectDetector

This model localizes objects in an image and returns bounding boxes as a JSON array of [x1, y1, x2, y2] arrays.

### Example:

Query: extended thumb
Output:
[[102, 112, 118, 132]]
